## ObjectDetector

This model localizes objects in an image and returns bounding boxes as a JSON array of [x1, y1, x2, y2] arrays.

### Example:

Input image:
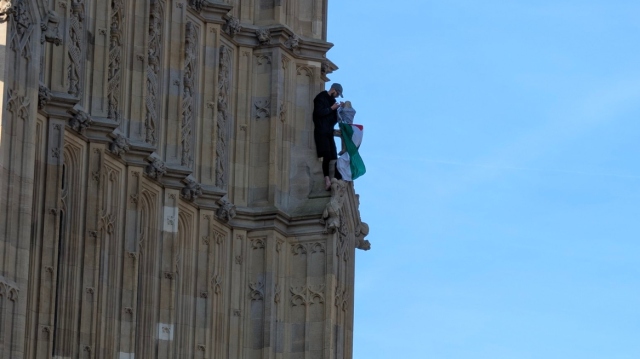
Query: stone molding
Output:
[[182, 2, 336, 63]]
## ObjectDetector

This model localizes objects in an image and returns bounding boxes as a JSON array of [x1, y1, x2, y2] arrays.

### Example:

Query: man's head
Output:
[[328, 83, 343, 98]]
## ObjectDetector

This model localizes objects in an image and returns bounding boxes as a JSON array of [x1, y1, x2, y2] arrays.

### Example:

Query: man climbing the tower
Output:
[[313, 83, 344, 190]]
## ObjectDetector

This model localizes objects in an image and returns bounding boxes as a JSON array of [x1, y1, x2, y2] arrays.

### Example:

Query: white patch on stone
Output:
[[119, 353, 135, 359], [158, 323, 174, 341]]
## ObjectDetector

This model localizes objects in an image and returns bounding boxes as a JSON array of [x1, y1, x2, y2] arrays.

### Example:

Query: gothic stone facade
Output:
[[0, 1, 370, 358]]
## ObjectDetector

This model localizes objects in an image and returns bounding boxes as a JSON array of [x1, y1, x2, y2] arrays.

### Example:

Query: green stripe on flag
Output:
[[339, 123, 366, 180]]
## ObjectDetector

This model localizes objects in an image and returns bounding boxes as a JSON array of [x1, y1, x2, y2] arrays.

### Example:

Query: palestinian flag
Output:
[[336, 123, 366, 181]]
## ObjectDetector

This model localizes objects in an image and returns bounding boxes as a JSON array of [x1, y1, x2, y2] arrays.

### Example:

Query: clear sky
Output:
[[326, 1, 640, 358]]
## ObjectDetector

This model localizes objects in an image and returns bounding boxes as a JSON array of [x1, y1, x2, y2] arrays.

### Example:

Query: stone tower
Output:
[[0, 0, 370, 358]]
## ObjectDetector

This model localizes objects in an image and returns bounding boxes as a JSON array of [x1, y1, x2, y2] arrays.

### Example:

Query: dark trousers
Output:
[[334, 162, 343, 180], [322, 157, 331, 177]]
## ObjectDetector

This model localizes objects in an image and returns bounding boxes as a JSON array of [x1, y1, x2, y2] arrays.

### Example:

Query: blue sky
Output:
[[326, 1, 640, 358]]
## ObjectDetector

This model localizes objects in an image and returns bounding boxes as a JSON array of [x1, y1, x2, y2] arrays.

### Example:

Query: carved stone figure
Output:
[[256, 28, 271, 45], [216, 195, 236, 222], [188, 0, 205, 12], [145, 157, 166, 179], [181, 177, 202, 201], [0, 0, 12, 23], [285, 34, 300, 51], [223, 15, 241, 37], [215, 45, 232, 188], [321, 179, 347, 233], [321, 61, 329, 75], [38, 83, 51, 110], [68, 0, 85, 96], [68, 109, 93, 133], [109, 133, 130, 157], [40, 9, 62, 45], [355, 222, 371, 250]]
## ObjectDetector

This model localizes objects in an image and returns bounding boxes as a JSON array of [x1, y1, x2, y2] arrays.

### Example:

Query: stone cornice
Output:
[[84, 116, 119, 143], [195, 2, 336, 63], [231, 206, 328, 237], [230, 24, 335, 62], [200, 1, 234, 22], [42, 91, 79, 119], [119, 139, 156, 167]]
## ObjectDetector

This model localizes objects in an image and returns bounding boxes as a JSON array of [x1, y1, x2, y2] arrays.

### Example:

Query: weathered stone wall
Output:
[[0, 1, 367, 358]]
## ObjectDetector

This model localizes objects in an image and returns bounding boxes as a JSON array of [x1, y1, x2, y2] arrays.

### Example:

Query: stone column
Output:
[[0, 1, 42, 358]]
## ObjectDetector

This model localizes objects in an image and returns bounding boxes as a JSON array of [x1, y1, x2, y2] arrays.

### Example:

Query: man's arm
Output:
[[313, 95, 336, 117]]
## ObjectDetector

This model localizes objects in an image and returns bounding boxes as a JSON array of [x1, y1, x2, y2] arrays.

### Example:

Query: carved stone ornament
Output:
[[285, 34, 300, 51], [336, 216, 350, 261], [188, 0, 205, 12], [321, 179, 347, 233], [5, 0, 34, 59], [274, 283, 281, 303], [0, 277, 20, 301], [321, 61, 329, 75], [181, 176, 203, 201], [215, 45, 233, 189], [109, 133, 131, 157], [249, 280, 264, 301], [7, 89, 30, 121], [254, 99, 270, 119], [38, 83, 51, 109], [356, 222, 371, 251], [0, 0, 12, 23], [145, 0, 163, 145], [215, 195, 236, 222], [279, 101, 287, 122], [40, 9, 62, 45], [255, 28, 271, 45], [181, 21, 197, 168], [211, 274, 222, 294], [290, 285, 324, 307], [223, 15, 241, 37], [357, 240, 372, 250], [68, 108, 93, 134], [108, 0, 124, 123], [145, 156, 166, 179], [68, 0, 86, 97], [335, 286, 349, 312]]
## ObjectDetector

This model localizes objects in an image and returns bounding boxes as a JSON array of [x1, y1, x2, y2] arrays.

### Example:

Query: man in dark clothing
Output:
[[313, 83, 344, 190]]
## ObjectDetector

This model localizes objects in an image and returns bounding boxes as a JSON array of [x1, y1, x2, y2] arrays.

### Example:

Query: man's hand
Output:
[[331, 103, 340, 110]]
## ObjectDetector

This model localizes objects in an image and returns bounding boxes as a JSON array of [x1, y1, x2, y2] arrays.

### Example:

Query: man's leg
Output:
[[322, 157, 332, 190]]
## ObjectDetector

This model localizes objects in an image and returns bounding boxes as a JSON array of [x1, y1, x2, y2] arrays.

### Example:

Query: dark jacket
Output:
[[312, 91, 338, 158]]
